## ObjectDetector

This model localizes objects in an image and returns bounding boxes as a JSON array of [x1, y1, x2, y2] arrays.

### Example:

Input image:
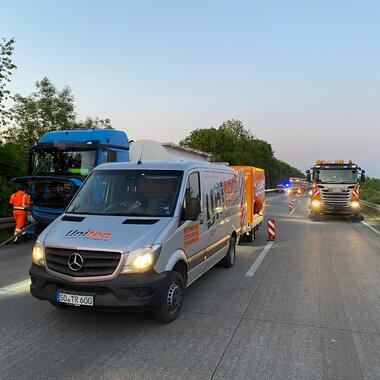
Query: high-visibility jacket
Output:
[[9, 191, 31, 211]]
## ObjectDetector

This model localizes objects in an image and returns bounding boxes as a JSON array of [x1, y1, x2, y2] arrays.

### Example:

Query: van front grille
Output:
[[45, 248, 121, 277]]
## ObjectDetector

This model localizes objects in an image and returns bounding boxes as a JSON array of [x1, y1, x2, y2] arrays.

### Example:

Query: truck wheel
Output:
[[245, 230, 253, 243], [351, 214, 362, 222], [153, 272, 184, 324], [221, 236, 236, 268]]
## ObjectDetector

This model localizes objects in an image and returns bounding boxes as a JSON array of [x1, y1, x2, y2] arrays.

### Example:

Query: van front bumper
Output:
[[29, 264, 170, 311]]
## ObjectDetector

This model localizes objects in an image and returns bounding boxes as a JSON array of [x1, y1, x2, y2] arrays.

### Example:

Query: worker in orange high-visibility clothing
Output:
[[9, 186, 31, 239]]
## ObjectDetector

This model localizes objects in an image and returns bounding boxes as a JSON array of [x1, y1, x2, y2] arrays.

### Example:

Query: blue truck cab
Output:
[[12, 129, 129, 233]]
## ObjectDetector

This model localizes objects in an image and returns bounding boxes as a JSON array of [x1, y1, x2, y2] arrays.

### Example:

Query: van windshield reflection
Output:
[[67, 170, 183, 217]]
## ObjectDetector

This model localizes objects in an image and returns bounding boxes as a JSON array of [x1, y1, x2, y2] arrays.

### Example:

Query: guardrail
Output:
[[360, 200, 380, 211], [0, 217, 15, 230], [265, 189, 277, 193]]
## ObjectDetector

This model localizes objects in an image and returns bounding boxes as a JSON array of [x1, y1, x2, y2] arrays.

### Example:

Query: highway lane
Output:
[[0, 194, 379, 380]]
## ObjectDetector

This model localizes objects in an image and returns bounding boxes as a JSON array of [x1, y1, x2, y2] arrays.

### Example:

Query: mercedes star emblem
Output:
[[68, 253, 84, 271]]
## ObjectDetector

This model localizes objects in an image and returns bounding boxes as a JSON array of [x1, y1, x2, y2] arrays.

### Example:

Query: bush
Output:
[[361, 177, 380, 205]]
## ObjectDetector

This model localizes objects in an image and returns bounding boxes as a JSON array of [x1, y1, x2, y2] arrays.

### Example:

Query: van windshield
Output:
[[67, 169, 183, 217]]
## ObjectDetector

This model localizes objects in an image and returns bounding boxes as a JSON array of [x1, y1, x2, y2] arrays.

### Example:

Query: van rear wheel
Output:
[[153, 272, 184, 323], [221, 236, 236, 268]]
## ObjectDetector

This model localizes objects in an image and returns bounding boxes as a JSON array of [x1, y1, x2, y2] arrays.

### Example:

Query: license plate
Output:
[[56, 291, 94, 306]]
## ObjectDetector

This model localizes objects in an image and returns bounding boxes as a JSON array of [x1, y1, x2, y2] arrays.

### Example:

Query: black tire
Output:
[[309, 210, 317, 220], [153, 272, 184, 323], [350, 214, 362, 222], [245, 230, 253, 243], [221, 236, 236, 268]]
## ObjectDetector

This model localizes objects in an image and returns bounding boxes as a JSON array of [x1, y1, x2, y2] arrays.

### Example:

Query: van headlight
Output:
[[121, 244, 162, 274], [350, 201, 360, 209], [32, 241, 45, 266]]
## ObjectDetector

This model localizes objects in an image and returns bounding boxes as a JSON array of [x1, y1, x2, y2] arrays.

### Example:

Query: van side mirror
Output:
[[360, 170, 366, 183], [184, 198, 201, 221], [306, 170, 311, 182]]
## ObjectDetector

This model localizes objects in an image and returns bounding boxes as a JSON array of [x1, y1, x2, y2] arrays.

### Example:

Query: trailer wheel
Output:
[[245, 230, 253, 242]]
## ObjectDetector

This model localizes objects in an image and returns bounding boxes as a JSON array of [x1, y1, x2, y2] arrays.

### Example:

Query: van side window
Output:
[[184, 172, 200, 207]]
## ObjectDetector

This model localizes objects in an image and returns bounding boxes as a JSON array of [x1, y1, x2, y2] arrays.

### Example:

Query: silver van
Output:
[[30, 161, 242, 322]]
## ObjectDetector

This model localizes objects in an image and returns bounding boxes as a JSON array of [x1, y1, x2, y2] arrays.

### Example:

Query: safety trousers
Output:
[[13, 210, 27, 235]]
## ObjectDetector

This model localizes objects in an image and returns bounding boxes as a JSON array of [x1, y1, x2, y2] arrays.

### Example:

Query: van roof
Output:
[[95, 161, 237, 172]]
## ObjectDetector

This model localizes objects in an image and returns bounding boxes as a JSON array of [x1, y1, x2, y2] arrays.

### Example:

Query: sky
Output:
[[1, 0, 379, 176]]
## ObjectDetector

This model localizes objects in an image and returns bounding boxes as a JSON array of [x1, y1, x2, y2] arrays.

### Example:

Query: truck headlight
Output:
[[121, 245, 161, 274], [311, 199, 321, 209], [32, 241, 45, 266], [350, 201, 360, 209]]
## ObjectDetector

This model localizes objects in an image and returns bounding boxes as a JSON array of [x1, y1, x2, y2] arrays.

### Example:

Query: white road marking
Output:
[[0, 279, 30, 296], [362, 221, 380, 237], [290, 208, 295, 215], [245, 241, 274, 277]]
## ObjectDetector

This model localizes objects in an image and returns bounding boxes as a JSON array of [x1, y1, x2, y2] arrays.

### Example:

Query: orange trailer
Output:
[[232, 166, 265, 241]]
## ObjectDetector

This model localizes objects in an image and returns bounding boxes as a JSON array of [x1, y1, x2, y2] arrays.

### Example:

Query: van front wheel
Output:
[[221, 236, 236, 268], [153, 272, 184, 323]]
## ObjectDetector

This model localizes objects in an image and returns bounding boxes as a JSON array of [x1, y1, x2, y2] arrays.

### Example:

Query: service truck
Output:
[[306, 160, 366, 219], [232, 166, 265, 241]]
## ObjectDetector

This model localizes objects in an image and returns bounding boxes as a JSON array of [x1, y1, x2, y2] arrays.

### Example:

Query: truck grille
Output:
[[320, 189, 351, 208], [45, 247, 121, 277]]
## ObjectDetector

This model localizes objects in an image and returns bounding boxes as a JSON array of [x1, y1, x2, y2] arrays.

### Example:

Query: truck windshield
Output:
[[67, 169, 183, 217], [31, 149, 97, 176], [314, 169, 358, 184]]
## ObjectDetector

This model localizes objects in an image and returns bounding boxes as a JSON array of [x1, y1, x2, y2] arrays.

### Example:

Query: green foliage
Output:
[[0, 176, 13, 217], [0, 37, 17, 126], [361, 177, 380, 204], [76, 116, 113, 130], [0, 76, 113, 216], [180, 119, 304, 187], [2, 77, 77, 156]]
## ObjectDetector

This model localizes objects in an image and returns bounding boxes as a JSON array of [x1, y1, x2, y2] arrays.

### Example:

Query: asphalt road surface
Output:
[[0, 194, 379, 380]]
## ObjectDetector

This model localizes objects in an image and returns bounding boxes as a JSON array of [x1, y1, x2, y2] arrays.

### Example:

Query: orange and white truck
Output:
[[232, 166, 265, 241]]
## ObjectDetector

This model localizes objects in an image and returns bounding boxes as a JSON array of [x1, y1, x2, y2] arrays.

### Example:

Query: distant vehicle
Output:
[[11, 129, 130, 233], [232, 166, 265, 242], [288, 177, 307, 195], [30, 161, 242, 323], [306, 160, 365, 219], [276, 183, 287, 193]]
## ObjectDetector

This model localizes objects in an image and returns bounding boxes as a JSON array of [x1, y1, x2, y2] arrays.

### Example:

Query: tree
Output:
[[0, 37, 17, 126], [76, 116, 113, 130], [2, 77, 77, 157], [180, 119, 304, 187]]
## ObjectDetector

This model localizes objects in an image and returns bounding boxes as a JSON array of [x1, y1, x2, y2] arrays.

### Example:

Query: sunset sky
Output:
[[2, 0, 379, 176]]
